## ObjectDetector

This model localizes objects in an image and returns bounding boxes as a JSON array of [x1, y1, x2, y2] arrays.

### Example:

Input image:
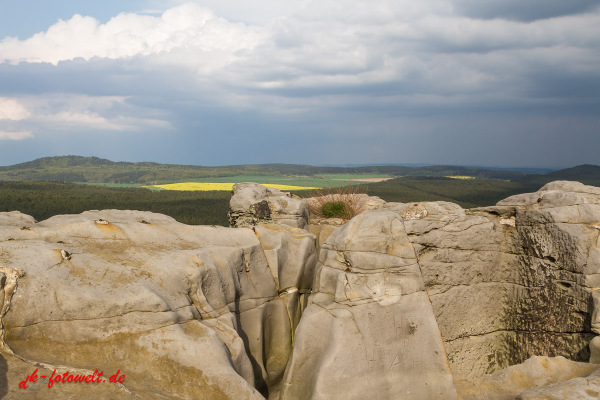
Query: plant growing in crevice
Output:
[[305, 184, 368, 221]]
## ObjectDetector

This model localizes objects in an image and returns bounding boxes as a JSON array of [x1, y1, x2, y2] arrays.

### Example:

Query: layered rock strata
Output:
[[403, 181, 600, 378]]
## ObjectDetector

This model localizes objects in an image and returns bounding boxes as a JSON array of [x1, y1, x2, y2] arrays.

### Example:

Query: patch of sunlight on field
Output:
[[446, 176, 476, 180], [152, 182, 320, 191]]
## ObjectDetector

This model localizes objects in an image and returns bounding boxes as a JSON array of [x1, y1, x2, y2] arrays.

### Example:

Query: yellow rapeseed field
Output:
[[445, 176, 476, 180], [152, 182, 319, 191]]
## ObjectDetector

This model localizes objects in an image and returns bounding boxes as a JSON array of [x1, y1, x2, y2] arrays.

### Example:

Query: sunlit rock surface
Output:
[[280, 211, 457, 400], [0, 210, 315, 399], [1, 180, 600, 399]]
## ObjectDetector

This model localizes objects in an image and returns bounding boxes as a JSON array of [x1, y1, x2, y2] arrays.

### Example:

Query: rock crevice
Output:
[[0, 181, 600, 399]]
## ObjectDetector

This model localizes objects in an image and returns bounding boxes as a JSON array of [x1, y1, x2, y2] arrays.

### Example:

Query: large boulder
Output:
[[229, 183, 309, 229], [455, 356, 600, 400], [280, 211, 457, 400], [388, 181, 600, 379], [0, 210, 315, 399]]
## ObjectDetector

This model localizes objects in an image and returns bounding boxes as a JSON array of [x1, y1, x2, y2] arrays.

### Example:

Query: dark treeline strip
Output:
[[0, 181, 230, 226], [361, 179, 538, 208], [295, 178, 552, 209], [514, 164, 600, 189], [2, 177, 597, 227]]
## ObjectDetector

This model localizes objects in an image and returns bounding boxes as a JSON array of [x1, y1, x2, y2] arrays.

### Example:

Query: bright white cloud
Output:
[[0, 0, 598, 167], [0, 98, 30, 120], [0, 130, 33, 140], [0, 2, 264, 66], [0, 95, 172, 136], [0, 0, 597, 97]]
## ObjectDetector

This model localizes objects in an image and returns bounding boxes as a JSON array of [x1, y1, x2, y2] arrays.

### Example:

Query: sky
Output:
[[0, 0, 599, 168]]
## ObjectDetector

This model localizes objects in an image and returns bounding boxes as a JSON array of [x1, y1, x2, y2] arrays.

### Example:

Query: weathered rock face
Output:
[[516, 368, 600, 400], [229, 183, 309, 229], [312, 181, 599, 380], [0, 210, 316, 399], [1, 180, 600, 400], [455, 355, 600, 400], [278, 180, 600, 396], [280, 211, 458, 400]]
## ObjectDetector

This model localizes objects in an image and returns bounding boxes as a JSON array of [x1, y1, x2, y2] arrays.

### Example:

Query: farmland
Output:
[[150, 173, 392, 191], [0, 156, 534, 184], [152, 182, 320, 191], [0, 156, 599, 227]]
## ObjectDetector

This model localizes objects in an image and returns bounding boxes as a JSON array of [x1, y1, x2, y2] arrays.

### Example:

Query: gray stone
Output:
[[229, 183, 309, 229], [280, 211, 457, 400], [455, 356, 600, 400], [0, 209, 318, 399]]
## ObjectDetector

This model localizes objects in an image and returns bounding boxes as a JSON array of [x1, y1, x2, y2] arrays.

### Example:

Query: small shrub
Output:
[[305, 184, 367, 221], [321, 201, 350, 218]]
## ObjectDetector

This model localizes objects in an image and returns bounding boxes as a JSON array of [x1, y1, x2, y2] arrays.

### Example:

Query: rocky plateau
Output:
[[1, 180, 600, 399]]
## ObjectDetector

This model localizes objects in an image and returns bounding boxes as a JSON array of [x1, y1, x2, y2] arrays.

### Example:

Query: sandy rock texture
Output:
[[0, 210, 315, 399], [229, 183, 309, 229], [455, 356, 600, 400], [280, 211, 458, 400], [1, 180, 600, 399], [385, 181, 600, 379]]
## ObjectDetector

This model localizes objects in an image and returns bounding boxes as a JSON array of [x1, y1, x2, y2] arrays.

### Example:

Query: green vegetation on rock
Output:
[[321, 201, 351, 218]]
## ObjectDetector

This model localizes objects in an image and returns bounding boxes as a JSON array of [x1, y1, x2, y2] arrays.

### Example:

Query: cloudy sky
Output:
[[0, 0, 598, 168]]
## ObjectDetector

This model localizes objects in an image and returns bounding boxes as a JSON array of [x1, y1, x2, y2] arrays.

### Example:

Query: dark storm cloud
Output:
[[0, 1, 598, 168], [453, 0, 600, 21]]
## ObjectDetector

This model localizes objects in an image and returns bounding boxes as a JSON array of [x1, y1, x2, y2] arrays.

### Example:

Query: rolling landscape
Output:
[[1, 155, 599, 226], [1, 1, 599, 399]]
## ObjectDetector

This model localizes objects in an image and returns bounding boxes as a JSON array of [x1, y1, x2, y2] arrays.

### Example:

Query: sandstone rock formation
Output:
[[0, 209, 315, 399], [455, 356, 600, 400], [229, 183, 309, 229], [0, 180, 599, 399], [280, 210, 457, 400], [363, 181, 600, 380]]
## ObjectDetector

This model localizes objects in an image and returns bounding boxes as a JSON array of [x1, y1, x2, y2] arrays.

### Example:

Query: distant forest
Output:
[[0, 177, 593, 227], [1, 157, 598, 226], [0, 181, 231, 226]]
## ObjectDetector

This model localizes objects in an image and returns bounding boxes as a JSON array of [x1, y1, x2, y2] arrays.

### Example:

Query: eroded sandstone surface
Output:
[[0, 209, 315, 399], [0, 180, 599, 399]]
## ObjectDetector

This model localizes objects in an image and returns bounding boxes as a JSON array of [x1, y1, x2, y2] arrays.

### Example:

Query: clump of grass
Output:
[[305, 184, 368, 221]]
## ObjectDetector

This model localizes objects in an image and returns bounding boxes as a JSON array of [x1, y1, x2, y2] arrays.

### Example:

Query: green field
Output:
[[77, 173, 393, 191], [155, 174, 394, 190], [0, 157, 598, 227], [0, 156, 532, 184]]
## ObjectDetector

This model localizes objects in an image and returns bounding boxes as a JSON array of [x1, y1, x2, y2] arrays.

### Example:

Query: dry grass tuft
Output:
[[305, 184, 368, 221]]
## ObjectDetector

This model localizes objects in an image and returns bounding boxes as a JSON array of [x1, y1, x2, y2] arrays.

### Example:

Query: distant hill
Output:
[[515, 164, 600, 188], [0, 156, 598, 187], [0, 156, 533, 184]]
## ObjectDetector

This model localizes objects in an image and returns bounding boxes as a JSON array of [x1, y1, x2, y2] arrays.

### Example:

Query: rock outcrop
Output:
[[229, 183, 309, 229], [0, 210, 315, 399], [0, 180, 599, 399], [455, 356, 600, 400], [280, 211, 457, 400], [402, 181, 600, 378]]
